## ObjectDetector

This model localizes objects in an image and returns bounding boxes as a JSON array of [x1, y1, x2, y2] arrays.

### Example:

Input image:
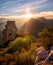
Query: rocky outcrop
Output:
[[2, 21, 18, 43], [34, 46, 53, 65]]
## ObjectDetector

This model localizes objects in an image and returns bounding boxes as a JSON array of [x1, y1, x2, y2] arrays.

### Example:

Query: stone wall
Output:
[[2, 21, 18, 43], [0, 31, 3, 45]]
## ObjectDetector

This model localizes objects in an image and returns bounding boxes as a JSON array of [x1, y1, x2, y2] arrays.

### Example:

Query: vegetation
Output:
[[0, 35, 36, 65], [37, 26, 53, 49], [0, 26, 53, 65]]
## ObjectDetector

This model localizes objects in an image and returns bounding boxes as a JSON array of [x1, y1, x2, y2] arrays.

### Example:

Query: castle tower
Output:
[[2, 21, 18, 43]]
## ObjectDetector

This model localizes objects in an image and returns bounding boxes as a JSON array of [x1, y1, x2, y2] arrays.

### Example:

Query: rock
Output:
[[50, 46, 53, 50], [34, 47, 48, 64]]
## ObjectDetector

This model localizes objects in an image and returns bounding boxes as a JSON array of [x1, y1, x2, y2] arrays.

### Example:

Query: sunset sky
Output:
[[0, 0, 53, 18]]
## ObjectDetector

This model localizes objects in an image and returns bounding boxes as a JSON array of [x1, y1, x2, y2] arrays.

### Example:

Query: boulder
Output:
[[34, 47, 48, 63]]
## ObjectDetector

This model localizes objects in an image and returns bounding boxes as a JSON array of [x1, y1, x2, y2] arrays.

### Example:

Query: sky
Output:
[[0, 0, 53, 18]]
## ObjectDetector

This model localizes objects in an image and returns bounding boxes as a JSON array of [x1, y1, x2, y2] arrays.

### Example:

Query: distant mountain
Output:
[[0, 18, 7, 31], [20, 17, 53, 37], [0, 18, 28, 31], [14, 18, 28, 29], [0, 17, 53, 37]]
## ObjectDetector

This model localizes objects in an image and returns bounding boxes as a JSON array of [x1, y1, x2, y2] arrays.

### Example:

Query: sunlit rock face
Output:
[[33, 47, 53, 65], [34, 47, 48, 60], [2, 21, 18, 43]]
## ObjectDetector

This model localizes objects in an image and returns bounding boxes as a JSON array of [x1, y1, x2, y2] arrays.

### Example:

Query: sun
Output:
[[25, 13, 32, 19]]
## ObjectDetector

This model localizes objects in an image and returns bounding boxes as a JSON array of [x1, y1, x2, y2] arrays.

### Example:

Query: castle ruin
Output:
[[2, 21, 18, 43]]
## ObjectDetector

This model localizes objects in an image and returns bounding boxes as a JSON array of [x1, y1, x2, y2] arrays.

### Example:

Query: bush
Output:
[[7, 35, 35, 52], [38, 26, 53, 49], [0, 35, 36, 65]]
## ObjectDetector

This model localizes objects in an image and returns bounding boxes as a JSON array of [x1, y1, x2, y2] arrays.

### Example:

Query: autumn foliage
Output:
[[0, 26, 53, 65]]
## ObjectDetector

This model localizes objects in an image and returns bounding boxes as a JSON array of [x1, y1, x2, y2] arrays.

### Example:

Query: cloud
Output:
[[0, 11, 53, 19], [0, 0, 53, 16], [40, 11, 53, 15], [0, 0, 48, 16], [34, 0, 47, 4], [33, 11, 53, 19]]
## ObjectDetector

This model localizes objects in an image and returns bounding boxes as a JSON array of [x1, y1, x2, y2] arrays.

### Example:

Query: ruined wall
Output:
[[2, 21, 18, 43], [0, 31, 3, 45]]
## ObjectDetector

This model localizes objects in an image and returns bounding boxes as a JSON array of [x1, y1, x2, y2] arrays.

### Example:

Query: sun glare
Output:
[[25, 13, 32, 19]]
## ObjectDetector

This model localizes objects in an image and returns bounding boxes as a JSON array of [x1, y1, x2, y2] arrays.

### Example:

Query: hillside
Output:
[[20, 17, 53, 37]]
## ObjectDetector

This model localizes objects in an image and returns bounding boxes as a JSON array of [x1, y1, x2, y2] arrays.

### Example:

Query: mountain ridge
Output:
[[20, 17, 53, 37]]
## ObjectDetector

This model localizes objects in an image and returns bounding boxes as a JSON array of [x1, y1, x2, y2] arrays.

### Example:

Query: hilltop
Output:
[[20, 17, 53, 37]]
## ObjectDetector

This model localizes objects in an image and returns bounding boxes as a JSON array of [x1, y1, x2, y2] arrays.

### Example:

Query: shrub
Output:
[[38, 26, 53, 49]]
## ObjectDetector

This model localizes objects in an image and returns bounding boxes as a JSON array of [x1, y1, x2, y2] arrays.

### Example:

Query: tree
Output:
[[38, 26, 53, 49]]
